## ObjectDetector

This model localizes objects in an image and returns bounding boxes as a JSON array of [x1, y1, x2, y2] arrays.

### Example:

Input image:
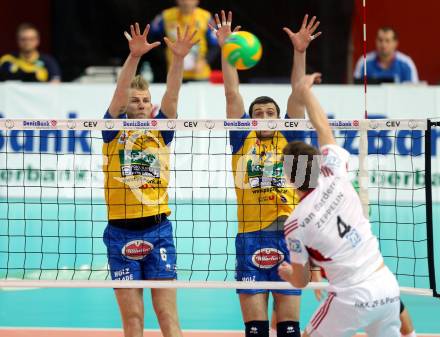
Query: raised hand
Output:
[[294, 73, 323, 103], [208, 10, 241, 47], [124, 23, 161, 57], [283, 14, 322, 53], [298, 73, 322, 90], [164, 25, 200, 59]]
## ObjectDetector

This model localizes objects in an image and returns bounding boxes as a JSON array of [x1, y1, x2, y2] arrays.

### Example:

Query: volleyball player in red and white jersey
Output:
[[278, 73, 401, 337]]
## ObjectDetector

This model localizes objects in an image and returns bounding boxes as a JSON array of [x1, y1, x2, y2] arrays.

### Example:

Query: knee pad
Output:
[[277, 321, 300, 337], [245, 320, 269, 337]]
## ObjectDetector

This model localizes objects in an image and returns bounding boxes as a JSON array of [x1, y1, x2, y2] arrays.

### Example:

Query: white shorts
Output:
[[306, 266, 401, 337]]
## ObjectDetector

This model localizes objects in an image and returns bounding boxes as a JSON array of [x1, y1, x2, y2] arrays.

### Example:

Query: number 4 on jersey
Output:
[[337, 216, 351, 238]]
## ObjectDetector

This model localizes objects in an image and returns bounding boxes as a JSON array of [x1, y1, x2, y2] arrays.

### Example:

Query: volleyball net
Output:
[[0, 118, 438, 297]]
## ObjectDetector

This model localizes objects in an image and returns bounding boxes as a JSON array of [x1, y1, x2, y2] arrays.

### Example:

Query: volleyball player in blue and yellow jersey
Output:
[[151, 0, 217, 81], [101, 22, 198, 337], [212, 11, 321, 337]]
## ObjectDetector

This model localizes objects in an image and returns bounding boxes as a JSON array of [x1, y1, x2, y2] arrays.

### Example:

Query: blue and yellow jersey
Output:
[[151, 7, 217, 80], [0, 52, 61, 82], [102, 111, 174, 220], [230, 114, 303, 233]]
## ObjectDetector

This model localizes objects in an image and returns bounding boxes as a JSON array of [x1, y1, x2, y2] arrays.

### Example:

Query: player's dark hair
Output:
[[282, 141, 320, 191], [249, 96, 281, 118], [377, 26, 398, 40], [16, 23, 39, 36]]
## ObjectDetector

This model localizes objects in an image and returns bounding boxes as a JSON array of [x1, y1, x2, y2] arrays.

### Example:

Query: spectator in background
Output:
[[0, 23, 61, 83], [354, 27, 418, 83], [151, 0, 217, 81]]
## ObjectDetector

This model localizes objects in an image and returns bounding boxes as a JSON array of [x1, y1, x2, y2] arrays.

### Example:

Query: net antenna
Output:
[[358, 0, 369, 217]]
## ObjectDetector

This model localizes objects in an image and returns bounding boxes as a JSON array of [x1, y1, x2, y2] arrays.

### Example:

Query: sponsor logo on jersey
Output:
[[121, 240, 153, 260], [288, 238, 302, 253], [252, 248, 284, 269], [119, 150, 160, 178]]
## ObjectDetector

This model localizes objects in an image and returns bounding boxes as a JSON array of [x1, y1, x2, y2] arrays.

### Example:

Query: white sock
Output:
[[402, 331, 416, 337], [269, 328, 277, 337]]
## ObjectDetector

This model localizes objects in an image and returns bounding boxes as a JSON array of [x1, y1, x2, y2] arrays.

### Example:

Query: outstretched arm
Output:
[[296, 73, 335, 147], [161, 26, 199, 119], [209, 10, 245, 119], [108, 23, 160, 118], [284, 14, 321, 119]]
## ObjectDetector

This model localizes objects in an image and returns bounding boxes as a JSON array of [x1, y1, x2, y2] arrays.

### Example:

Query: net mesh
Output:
[[0, 119, 432, 290]]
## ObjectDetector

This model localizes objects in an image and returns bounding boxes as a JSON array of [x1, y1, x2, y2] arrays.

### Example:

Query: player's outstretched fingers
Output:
[[312, 73, 322, 84], [135, 22, 141, 35], [233, 25, 241, 33], [143, 24, 150, 37], [301, 14, 309, 29], [227, 11, 232, 26], [283, 27, 294, 37], [310, 31, 322, 41], [311, 20, 320, 33], [149, 41, 161, 50], [221, 10, 227, 26], [215, 13, 221, 29], [183, 25, 189, 39], [307, 16, 317, 30], [124, 31, 132, 41], [163, 37, 172, 48], [208, 22, 217, 33]]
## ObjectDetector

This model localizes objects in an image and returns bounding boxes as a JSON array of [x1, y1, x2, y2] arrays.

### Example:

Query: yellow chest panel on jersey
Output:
[[232, 131, 299, 233], [102, 130, 171, 220]]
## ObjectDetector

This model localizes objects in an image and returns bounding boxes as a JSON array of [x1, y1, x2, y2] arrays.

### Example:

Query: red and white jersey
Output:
[[284, 144, 383, 288]]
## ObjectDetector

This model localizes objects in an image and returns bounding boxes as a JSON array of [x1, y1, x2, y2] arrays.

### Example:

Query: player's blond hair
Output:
[[130, 75, 149, 91]]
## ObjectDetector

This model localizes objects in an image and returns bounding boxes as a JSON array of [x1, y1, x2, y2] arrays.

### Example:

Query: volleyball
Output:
[[222, 31, 262, 70]]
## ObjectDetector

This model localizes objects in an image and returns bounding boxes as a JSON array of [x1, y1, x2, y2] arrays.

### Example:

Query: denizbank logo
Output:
[[23, 120, 51, 127], [122, 120, 151, 128], [224, 120, 251, 127]]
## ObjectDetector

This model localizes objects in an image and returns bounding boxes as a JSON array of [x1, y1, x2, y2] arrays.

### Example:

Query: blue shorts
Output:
[[235, 230, 301, 295], [103, 217, 177, 280]]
